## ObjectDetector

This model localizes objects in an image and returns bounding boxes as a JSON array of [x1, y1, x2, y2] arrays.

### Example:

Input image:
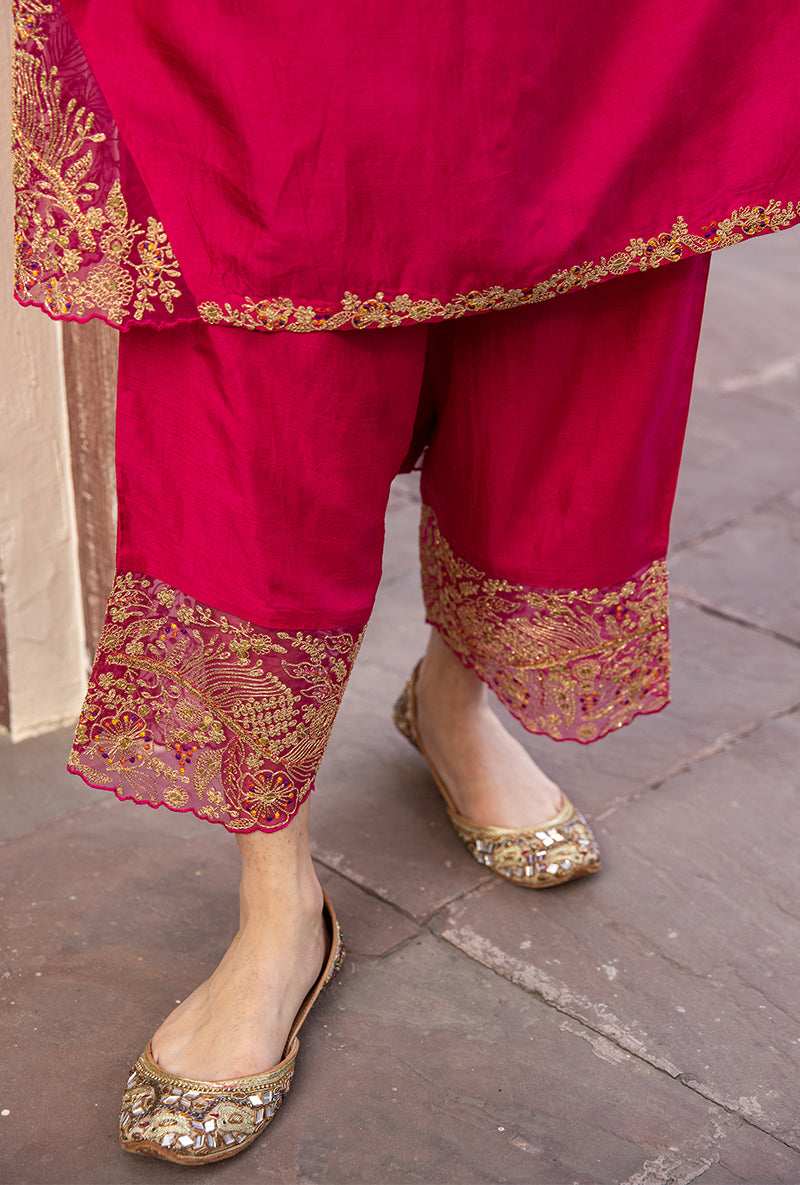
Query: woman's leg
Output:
[[70, 320, 429, 1092], [151, 802, 325, 1081], [414, 258, 711, 828], [415, 626, 562, 827]]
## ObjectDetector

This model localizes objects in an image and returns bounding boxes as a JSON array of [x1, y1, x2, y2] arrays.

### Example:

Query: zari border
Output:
[[12, 4, 800, 332], [67, 572, 364, 833], [195, 200, 799, 332], [12, 0, 188, 327], [419, 506, 670, 743]]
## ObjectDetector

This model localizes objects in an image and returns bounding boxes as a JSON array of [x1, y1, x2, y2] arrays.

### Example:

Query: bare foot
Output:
[[414, 630, 563, 829], [150, 809, 327, 1083], [150, 893, 326, 1082]]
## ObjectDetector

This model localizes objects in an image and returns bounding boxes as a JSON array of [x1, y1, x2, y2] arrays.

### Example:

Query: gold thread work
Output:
[[419, 506, 670, 743], [68, 573, 364, 832], [197, 199, 798, 333], [12, 1, 184, 325], [12, 1, 800, 332]]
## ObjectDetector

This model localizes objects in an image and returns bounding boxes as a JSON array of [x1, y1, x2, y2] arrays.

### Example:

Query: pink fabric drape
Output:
[[13, 1, 800, 332]]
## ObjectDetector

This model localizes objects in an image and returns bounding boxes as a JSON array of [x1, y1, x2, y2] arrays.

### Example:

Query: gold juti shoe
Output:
[[119, 893, 345, 1165], [393, 663, 601, 888]]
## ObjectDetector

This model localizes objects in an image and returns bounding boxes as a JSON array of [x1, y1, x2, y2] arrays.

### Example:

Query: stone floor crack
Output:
[[432, 925, 800, 1154], [668, 489, 793, 556], [671, 591, 800, 650], [595, 702, 800, 822]]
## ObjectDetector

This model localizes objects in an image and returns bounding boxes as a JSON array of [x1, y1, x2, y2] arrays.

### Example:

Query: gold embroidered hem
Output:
[[68, 573, 364, 833], [419, 507, 670, 743], [12, 7, 800, 333], [196, 200, 799, 333], [12, 1, 191, 327]]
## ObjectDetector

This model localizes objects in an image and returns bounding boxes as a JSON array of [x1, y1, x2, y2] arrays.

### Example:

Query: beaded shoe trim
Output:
[[393, 665, 601, 888], [119, 894, 344, 1164], [120, 1045, 297, 1164]]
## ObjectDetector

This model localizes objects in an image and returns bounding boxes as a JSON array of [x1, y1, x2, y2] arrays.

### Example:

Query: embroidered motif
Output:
[[12, 5, 799, 333], [120, 1049, 294, 1158], [12, 0, 184, 326], [68, 573, 364, 832], [419, 506, 670, 743], [197, 200, 798, 333]]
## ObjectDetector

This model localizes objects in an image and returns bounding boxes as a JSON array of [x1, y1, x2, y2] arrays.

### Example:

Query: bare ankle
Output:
[[234, 800, 323, 932], [419, 629, 488, 711]]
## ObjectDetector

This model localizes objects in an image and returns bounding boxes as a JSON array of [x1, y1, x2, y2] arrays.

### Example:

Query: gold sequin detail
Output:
[[393, 666, 602, 887], [12, 1, 184, 325], [13, 5, 798, 333], [68, 573, 364, 832], [197, 200, 798, 332], [419, 506, 670, 742], [120, 1049, 294, 1161]]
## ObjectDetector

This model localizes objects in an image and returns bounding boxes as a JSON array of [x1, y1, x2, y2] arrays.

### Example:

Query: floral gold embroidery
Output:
[[12, 0, 184, 326], [197, 200, 798, 333], [13, 6, 799, 334], [68, 573, 364, 832], [419, 506, 670, 743]]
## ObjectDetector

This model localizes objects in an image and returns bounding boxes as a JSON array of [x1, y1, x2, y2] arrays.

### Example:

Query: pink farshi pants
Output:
[[68, 257, 710, 832]]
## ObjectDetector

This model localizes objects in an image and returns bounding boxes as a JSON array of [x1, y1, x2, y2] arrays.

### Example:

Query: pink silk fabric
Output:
[[113, 258, 709, 635], [67, 252, 708, 830], [14, 0, 800, 331]]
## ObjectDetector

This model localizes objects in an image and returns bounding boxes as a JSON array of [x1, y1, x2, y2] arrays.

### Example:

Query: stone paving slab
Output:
[[313, 575, 800, 916], [4, 762, 798, 1184], [671, 384, 800, 547], [616, 1120, 800, 1185], [433, 712, 800, 1151], [673, 227, 800, 548], [0, 795, 753, 1185], [279, 935, 781, 1185], [671, 496, 800, 642], [685, 1122, 800, 1185], [693, 229, 800, 393], [0, 724, 88, 842]]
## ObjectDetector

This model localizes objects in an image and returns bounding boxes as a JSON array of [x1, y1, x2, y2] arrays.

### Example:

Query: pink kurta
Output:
[[13, 1, 800, 333], [10, 1, 799, 835]]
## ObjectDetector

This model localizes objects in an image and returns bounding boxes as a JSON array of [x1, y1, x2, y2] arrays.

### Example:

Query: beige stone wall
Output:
[[1, 3, 87, 739]]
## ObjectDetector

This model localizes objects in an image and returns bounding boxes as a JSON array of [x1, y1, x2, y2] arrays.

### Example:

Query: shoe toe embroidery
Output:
[[120, 1057, 293, 1156], [394, 666, 602, 888], [119, 894, 343, 1163]]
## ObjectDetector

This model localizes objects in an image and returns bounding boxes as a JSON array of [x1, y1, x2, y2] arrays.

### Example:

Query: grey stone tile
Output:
[[242, 936, 763, 1185], [671, 386, 800, 546], [617, 1124, 800, 1185], [317, 866, 423, 957], [672, 224, 800, 546], [697, 1121, 800, 1185], [670, 498, 800, 642], [0, 725, 90, 842], [434, 714, 800, 1149], [694, 225, 800, 398]]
